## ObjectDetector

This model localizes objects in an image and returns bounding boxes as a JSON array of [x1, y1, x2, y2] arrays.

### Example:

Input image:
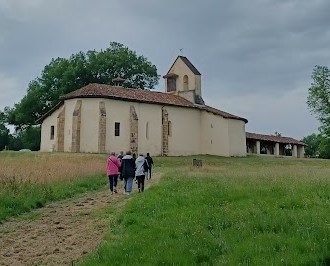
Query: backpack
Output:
[[143, 159, 149, 172]]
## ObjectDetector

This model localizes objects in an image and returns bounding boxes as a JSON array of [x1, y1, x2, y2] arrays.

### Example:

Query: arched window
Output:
[[146, 122, 149, 139], [183, 75, 189, 91], [50, 125, 55, 140], [168, 121, 172, 136]]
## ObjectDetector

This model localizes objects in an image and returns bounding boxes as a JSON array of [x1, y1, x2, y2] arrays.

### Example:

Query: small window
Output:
[[183, 75, 189, 91], [168, 121, 172, 136], [211, 123, 213, 128], [50, 126, 55, 140], [146, 122, 149, 139], [115, 122, 120, 136]]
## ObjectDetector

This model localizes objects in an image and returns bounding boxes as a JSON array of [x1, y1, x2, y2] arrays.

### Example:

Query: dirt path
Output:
[[0, 174, 160, 266]]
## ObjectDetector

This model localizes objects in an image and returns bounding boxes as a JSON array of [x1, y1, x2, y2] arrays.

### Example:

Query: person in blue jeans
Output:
[[120, 151, 136, 195]]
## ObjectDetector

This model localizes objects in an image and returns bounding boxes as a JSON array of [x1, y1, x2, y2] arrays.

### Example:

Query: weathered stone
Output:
[[130, 106, 138, 154], [162, 108, 169, 156], [57, 107, 65, 152], [71, 100, 82, 152], [98, 102, 106, 153]]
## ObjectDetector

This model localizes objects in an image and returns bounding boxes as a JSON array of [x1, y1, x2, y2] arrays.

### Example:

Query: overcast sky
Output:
[[1, 0, 329, 139]]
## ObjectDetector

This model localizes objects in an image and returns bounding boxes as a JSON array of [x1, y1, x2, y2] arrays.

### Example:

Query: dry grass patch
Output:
[[0, 152, 106, 183], [0, 152, 108, 221]]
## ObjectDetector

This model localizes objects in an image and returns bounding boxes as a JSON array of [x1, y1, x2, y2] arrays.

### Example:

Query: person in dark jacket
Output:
[[117, 151, 124, 180], [120, 151, 136, 195], [145, 153, 154, 180]]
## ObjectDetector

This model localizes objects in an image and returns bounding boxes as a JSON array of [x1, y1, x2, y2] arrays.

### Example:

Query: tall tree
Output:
[[318, 137, 330, 159], [0, 123, 9, 150], [5, 42, 159, 129], [301, 133, 322, 157], [307, 65, 330, 137], [0, 110, 9, 150]]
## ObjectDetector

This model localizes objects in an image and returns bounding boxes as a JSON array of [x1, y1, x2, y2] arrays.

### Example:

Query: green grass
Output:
[[79, 155, 330, 265], [0, 175, 107, 221]]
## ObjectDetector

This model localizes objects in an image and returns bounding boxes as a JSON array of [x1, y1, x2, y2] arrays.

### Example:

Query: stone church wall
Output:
[[40, 97, 246, 157], [166, 106, 201, 156], [200, 111, 230, 156], [228, 119, 246, 156]]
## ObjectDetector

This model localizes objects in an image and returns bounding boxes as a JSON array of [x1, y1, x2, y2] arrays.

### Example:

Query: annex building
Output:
[[246, 132, 305, 158]]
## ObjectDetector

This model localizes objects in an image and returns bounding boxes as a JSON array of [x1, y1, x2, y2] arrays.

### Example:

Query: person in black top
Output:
[[117, 151, 124, 180], [117, 151, 124, 161], [145, 153, 154, 180]]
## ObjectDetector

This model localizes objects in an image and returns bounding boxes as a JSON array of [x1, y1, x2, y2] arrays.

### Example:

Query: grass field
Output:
[[1, 153, 329, 264], [79, 155, 330, 265], [0, 151, 107, 221]]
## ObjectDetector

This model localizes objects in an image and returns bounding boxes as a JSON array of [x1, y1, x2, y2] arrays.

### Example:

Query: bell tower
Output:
[[163, 56, 204, 105]]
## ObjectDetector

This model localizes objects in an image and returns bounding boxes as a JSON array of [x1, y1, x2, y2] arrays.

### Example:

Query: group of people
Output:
[[106, 151, 154, 195]]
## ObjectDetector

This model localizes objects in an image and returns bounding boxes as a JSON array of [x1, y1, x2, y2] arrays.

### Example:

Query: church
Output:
[[39, 56, 248, 156]]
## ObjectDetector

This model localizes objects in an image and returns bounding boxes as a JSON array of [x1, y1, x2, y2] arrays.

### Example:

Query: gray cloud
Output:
[[1, 0, 327, 139]]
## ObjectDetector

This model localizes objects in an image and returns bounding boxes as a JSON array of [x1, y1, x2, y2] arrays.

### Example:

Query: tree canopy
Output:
[[301, 133, 321, 157], [305, 65, 330, 158], [4, 42, 159, 129], [0, 123, 9, 150], [307, 65, 330, 137]]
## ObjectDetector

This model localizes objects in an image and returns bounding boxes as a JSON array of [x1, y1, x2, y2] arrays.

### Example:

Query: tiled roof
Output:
[[61, 83, 195, 107], [246, 132, 306, 146], [199, 105, 248, 123], [60, 83, 247, 122], [163, 73, 179, 78]]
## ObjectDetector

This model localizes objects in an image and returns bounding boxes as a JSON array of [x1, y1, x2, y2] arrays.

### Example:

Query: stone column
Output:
[[275, 142, 280, 156], [256, 141, 260, 154], [130, 106, 138, 154], [297, 146, 305, 158], [162, 108, 169, 156], [71, 100, 82, 153], [292, 144, 298, 157], [57, 106, 65, 152], [98, 102, 106, 153]]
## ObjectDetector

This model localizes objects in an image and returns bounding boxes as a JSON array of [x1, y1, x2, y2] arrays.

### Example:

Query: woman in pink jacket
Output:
[[106, 152, 121, 194]]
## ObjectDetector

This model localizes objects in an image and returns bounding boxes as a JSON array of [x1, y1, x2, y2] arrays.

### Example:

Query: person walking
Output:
[[135, 154, 146, 192], [117, 151, 124, 180], [145, 153, 154, 180], [120, 151, 136, 195], [106, 152, 121, 194], [117, 151, 124, 161]]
